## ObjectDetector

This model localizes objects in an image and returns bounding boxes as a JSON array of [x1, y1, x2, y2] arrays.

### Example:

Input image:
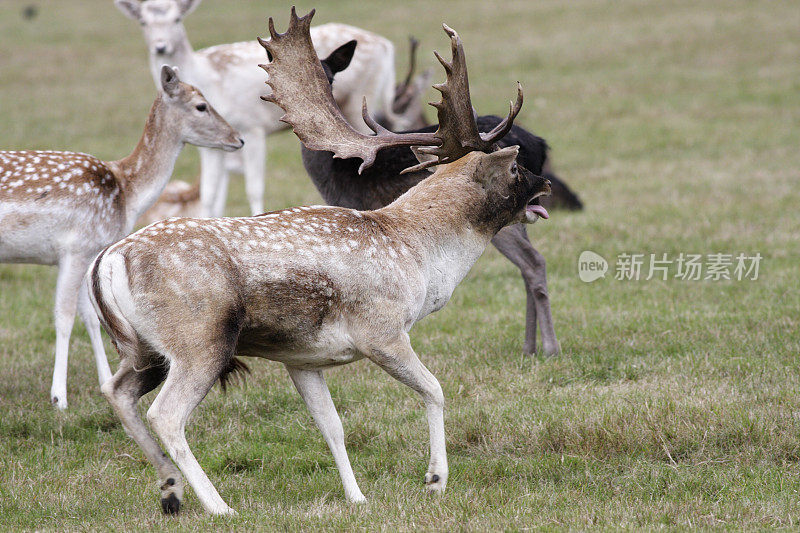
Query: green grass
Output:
[[2, 0, 800, 529]]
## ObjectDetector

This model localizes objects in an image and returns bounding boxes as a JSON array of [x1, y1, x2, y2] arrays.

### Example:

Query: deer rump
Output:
[[301, 115, 583, 211]]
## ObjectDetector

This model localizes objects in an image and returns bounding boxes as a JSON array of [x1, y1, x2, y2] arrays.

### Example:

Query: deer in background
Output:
[[0, 66, 242, 410], [384, 36, 434, 131], [116, 0, 409, 217], [138, 179, 201, 226], [90, 8, 550, 515]]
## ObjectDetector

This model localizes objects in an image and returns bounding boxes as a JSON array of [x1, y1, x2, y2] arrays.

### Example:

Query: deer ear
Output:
[[114, 0, 142, 21], [475, 145, 520, 184], [322, 40, 357, 76], [177, 0, 202, 16], [410, 146, 438, 169], [160, 65, 181, 97]]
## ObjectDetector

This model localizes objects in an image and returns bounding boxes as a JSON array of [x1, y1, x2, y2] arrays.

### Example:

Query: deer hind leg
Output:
[[50, 254, 92, 409], [198, 147, 229, 217], [491, 224, 560, 357], [146, 357, 234, 515], [77, 281, 112, 386], [364, 333, 448, 493], [100, 357, 181, 513], [286, 366, 366, 503], [241, 128, 266, 216]]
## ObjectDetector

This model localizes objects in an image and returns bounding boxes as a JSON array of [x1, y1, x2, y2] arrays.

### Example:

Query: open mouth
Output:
[[526, 197, 549, 220], [526, 183, 551, 220]]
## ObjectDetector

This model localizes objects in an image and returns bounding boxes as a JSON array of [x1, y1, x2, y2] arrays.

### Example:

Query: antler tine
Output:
[[479, 82, 524, 145], [433, 50, 453, 77], [415, 23, 483, 163], [362, 96, 392, 136], [259, 7, 440, 174], [417, 22, 524, 164]]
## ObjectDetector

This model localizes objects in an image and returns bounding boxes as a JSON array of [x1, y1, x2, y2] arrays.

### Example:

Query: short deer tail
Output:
[[89, 247, 140, 362]]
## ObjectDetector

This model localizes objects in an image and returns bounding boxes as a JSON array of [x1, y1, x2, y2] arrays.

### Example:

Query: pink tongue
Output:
[[527, 204, 549, 219]]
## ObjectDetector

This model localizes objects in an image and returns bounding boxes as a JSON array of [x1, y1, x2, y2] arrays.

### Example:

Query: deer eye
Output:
[[510, 163, 518, 174], [195, 103, 207, 112]]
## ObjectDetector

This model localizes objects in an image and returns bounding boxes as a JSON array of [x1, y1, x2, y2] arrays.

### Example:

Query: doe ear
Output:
[[114, 0, 142, 21], [177, 0, 202, 16], [322, 40, 357, 77], [476, 145, 520, 185], [160, 65, 181, 97]]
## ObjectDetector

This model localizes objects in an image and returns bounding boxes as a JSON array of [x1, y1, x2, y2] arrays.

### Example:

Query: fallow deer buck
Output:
[[116, 0, 409, 217], [90, 8, 550, 515], [0, 66, 242, 410], [137, 179, 201, 226], [301, 37, 583, 357]]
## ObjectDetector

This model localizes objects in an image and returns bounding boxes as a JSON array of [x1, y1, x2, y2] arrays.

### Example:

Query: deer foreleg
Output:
[[199, 147, 229, 217], [241, 128, 266, 216], [365, 333, 447, 493], [50, 254, 90, 409]]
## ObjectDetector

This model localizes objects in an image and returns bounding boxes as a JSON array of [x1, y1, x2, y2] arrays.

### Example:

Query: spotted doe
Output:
[[0, 66, 242, 409], [90, 10, 550, 515], [116, 0, 409, 217]]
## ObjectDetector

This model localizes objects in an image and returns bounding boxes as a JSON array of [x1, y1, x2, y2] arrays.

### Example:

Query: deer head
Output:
[[116, 0, 200, 58], [159, 65, 243, 151]]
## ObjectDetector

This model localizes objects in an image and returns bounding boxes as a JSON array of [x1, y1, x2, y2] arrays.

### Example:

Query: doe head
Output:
[[115, 0, 200, 57], [160, 65, 243, 152]]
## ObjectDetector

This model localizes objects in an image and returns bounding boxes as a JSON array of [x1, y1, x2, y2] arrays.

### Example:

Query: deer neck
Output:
[[113, 96, 184, 229], [380, 172, 498, 313]]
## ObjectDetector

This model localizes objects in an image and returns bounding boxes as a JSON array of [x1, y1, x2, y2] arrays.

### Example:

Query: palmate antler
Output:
[[258, 7, 523, 174]]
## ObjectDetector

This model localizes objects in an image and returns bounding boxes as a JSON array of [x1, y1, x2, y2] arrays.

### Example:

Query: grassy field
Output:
[[1, 0, 799, 529]]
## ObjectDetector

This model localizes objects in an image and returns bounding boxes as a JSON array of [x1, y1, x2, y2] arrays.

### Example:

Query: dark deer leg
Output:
[[490, 224, 559, 357]]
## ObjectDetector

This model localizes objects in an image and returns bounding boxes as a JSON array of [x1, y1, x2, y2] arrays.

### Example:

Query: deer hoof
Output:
[[424, 471, 447, 493], [542, 345, 560, 357], [51, 393, 68, 410], [161, 493, 181, 515]]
